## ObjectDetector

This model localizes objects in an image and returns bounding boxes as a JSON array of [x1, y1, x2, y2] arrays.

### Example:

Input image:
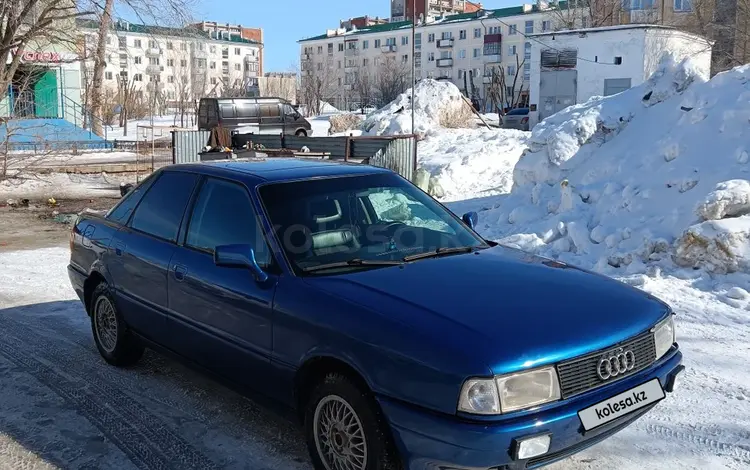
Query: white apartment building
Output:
[[78, 19, 263, 106], [299, 3, 566, 112]]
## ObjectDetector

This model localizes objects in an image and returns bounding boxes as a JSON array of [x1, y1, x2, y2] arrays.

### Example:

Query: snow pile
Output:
[[361, 79, 468, 136], [417, 127, 530, 202], [470, 55, 750, 274]]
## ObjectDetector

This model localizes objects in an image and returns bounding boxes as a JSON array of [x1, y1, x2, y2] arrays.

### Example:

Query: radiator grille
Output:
[[557, 331, 656, 399]]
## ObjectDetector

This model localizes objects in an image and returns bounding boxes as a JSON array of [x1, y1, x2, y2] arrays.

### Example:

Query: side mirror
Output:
[[214, 244, 269, 282], [462, 211, 478, 229]]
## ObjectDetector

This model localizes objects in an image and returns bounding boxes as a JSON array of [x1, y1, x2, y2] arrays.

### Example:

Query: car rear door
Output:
[[166, 176, 279, 395], [108, 170, 200, 341], [259, 103, 283, 134]]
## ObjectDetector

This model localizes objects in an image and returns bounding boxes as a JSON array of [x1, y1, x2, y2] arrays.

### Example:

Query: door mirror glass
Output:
[[462, 211, 479, 229], [214, 244, 269, 282]]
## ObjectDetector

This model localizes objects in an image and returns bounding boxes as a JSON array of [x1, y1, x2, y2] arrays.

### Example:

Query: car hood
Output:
[[305, 246, 670, 375]]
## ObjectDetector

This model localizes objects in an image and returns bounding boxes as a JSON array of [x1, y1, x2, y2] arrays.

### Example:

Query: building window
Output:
[[149, 57, 159, 65], [402, 36, 409, 45], [507, 65, 516, 76], [180, 59, 187, 67], [428, 52, 435, 62], [118, 37, 126, 48], [167, 59, 174, 67], [508, 45, 516, 55], [415, 33, 421, 49], [134, 73, 143, 81], [614, 56, 623, 64], [338, 77, 342, 86], [211, 77, 217, 85], [402, 54, 409, 63], [166, 41, 173, 50], [509, 24, 517, 35], [483, 42, 500, 56], [338, 60, 342, 69], [235, 63, 241, 71], [487, 26, 500, 34], [674, 0, 692, 10], [210, 61, 216, 69], [338, 43, 344, 52], [459, 49, 466, 59], [148, 39, 157, 48], [363, 58, 369, 66], [168, 75, 174, 83], [542, 20, 551, 31], [375, 39, 381, 48], [474, 28, 481, 38], [134, 56, 142, 64], [222, 47, 229, 58], [626, 0, 656, 9], [149, 74, 160, 83], [134, 39, 142, 48], [328, 43, 333, 54], [523, 63, 530, 79], [440, 51, 451, 59], [105, 71, 113, 80], [428, 33, 435, 43], [442, 31, 452, 40], [525, 21, 534, 34], [210, 45, 217, 53], [524, 42, 531, 59], [415, 52, 421, 68], [235, 47, 241, 55], [317, 45, 322, 53], [363, 40, 369, 49], [473, 48, 480, 58], [386, 37, 396, 46], [181, 43, 187, 51], [459, 30, 467, 40]]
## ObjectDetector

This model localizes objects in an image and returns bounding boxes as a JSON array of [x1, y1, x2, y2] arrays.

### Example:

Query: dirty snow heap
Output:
[[476, 55, 750, 275]]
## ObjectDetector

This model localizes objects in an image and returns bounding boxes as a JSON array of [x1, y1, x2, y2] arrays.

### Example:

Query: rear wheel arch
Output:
[[84, 271, 107, 316]]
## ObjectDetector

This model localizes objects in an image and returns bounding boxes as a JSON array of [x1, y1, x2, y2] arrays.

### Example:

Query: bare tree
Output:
[[375, 57, 408, 107], [300, 65, 337, 116], [85, 0, 198, 136], [354, 69, 375, 112], [548, 0, 627, 29], [0, 0, 87, 103], [486, 55, 526, 114]]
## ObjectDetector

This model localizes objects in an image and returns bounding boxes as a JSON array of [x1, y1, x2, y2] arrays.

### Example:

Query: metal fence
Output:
[[172, 130, 416, 181]]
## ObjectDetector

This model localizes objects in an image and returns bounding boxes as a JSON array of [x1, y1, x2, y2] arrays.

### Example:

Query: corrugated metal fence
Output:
[[172, 130, 416, 181]]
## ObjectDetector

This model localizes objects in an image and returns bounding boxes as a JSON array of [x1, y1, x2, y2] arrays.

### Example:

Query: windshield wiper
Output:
[[403, 246, 483, 262], [302, 258, 405, 273]]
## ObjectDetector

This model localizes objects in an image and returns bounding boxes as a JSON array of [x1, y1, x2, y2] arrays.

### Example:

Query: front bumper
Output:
[[379, 348, 683, 470]]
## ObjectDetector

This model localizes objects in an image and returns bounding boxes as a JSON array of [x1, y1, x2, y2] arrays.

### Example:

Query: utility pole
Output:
[[411, 0, 417, 177]]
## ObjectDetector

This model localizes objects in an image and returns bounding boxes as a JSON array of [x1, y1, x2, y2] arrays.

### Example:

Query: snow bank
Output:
[[361, 79, 468, 136], [468, 55, 750, 274], [417, 127, 530, 202]]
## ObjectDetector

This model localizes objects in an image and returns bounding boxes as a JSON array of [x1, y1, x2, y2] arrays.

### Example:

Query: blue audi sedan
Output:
[[68, 159, 683, 470]]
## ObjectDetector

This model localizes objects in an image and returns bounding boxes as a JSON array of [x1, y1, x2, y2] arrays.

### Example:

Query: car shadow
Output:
[[0, 300, 310, 470]]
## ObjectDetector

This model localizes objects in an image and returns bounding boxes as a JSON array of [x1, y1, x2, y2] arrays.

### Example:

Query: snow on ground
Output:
[[105, 114, 195, 141], [362, 79, 468, 136], [418, 127, 530, 202], [460, 56, 750, 278], [0, 173, 130, 201]]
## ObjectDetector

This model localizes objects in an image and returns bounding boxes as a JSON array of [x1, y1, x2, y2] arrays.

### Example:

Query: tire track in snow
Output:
[[644, 423, 750, 463], [0, 316, 219, 470]]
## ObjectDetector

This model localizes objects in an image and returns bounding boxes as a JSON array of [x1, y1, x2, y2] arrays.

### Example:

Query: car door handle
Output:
[[114, 242, 126, 256], [174, 264, 188, 282]]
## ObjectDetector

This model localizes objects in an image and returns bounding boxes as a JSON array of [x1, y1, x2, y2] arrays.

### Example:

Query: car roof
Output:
[[173, 158, 393, 183]]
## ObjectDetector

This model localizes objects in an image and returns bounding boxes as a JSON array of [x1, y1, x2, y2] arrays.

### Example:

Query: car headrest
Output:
[[311, 229, 355, 251], [310, 199, 342, 224]]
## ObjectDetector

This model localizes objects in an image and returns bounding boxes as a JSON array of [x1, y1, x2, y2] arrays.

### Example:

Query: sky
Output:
[[191, 0, 519, 72]]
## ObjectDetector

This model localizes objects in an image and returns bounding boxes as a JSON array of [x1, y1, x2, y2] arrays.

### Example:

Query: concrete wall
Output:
[[643, 29, 712, 80]]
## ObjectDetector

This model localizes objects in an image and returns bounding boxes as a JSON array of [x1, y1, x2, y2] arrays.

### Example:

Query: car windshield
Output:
[[259, 173, 487, 275]]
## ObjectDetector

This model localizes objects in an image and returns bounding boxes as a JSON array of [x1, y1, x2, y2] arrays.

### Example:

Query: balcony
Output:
[[437, 38, 454, 48], [436, 58, 453, 67], [484, 33, 502, 44], [145, 47, 161, 58], [145, 65, 163, 75], [381, 45, 397, 53], [483, 53, 502, 63], [302, 53, 312, 60], [344, 48, 359, 57], [345, 61, 358, 69], [222, 67, 230, 75]]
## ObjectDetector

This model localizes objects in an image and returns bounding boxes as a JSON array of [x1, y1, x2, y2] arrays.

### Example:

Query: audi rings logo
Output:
[[597, 347, 636, 381]]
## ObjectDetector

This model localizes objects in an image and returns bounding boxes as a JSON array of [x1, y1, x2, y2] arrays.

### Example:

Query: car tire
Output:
[[90, 282, 144, 367], [304, 373, 401, 470], [296, 130, 307, 137]]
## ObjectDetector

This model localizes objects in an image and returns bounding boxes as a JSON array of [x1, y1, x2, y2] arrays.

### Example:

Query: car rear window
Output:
[[130, 171, 199, 242], [507, 108, 530, 116], [106, 172, 158, 224]]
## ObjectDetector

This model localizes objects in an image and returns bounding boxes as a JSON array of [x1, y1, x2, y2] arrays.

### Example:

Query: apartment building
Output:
[[299, 4, 561, 112], [391, 0, 484, 22], [77, 19, 263, 106]]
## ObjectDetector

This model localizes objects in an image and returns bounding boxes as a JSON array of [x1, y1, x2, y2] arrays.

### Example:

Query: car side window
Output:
[[106, 173, 157, 224], [185, 178, 272, 267], [130, 171, 199, 242]]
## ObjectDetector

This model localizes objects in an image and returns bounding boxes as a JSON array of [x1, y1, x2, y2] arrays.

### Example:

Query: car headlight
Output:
[[458, 367, 561, 415], [653, 314, 676, 360]]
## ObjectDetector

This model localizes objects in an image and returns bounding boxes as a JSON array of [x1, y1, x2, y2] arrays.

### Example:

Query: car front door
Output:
[[108, 170, 200, 341], [167, 176, 278, 395]]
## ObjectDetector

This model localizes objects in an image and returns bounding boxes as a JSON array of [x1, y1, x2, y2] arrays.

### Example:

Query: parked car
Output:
[[68, 160, 683, 470], [198, 97, 313, 136], [502, 107, 531, 131]]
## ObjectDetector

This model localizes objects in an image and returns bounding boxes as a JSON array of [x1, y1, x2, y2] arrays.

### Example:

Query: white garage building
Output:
[[527, 25, 712, 128]]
